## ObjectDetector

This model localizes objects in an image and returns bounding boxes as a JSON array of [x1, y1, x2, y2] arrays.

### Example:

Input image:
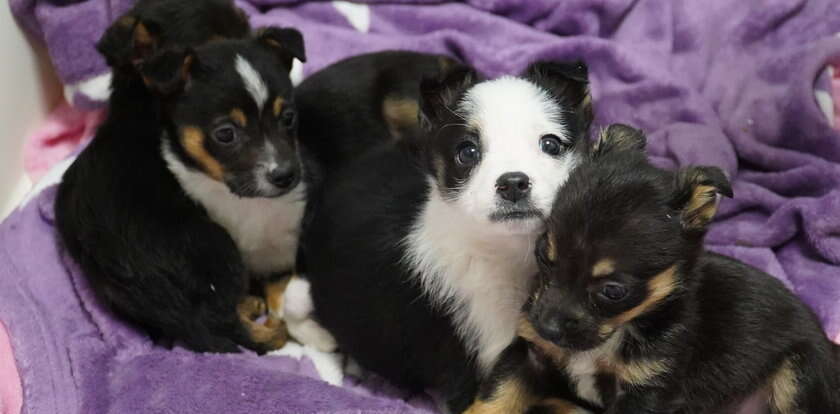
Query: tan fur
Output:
[[536, 398, 586, 414], [265, 276, 292, 318], [133, 22, 154, 48], [769, 358, 800, 414], [600, 265, 678, 335], [273, 97, 285, 117], [117, 16, 136, 28], [592, 259, 615, 278], [237, 296, 288, 350], [238, 295, 267, 321], [684, 185, 718, 229], [181, 126, 224, 181], [382, 96, 419, 140], [600, 357, 671, 387], [518, 317, 568, 365], [230, 108, 247, 127], [464, 377, 535, 414], [546, 233, 558, 262]]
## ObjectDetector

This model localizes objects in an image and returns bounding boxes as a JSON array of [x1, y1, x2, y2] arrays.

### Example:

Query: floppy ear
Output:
[[138, 48, 196, 96], [592, 124, 646, 157], [256, 27, 307, 69], [417, 64, 478, 131], [671, 166, 734, 232], [523, 60, 592, 130], [96, 16, 161, 68]]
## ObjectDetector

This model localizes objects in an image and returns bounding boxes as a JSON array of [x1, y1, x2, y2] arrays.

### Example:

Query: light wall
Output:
[[0, 3, 62, 219]]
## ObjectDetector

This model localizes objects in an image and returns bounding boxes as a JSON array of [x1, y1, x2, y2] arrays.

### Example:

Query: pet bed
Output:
[[2, 1, 840, 413]]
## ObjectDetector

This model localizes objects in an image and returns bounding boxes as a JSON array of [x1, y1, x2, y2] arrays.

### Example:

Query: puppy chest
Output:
[[204, 189, 306, 276]]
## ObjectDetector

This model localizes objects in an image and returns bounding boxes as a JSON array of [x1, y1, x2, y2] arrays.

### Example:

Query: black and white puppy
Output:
[[55, 25, 309, 353], [469, 125, 840, 414], [301, 62, 591, 411], [285, 50, 460, 349]]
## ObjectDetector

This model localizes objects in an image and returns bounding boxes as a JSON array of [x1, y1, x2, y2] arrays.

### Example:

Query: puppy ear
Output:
[[671, 166, 733, 232], [256, 27, 307, 69], [138, 48, 196, 96], [592, 124, 646, 157], [96, 16, 161, 68], [418, 64, 478, 131], [523, 60, 591, 130]]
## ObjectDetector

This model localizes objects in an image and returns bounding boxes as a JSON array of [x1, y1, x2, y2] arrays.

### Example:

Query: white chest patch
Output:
[[564, 331, 624, 407], [404, 190, 538, 372], [162, 142, 305, 276]]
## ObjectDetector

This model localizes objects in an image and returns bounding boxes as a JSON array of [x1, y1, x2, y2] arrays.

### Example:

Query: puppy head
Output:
[[415, 61, 591, 234], [97, 0, 250, 70], [527, 124, 732, 350], [141, 27, 307, 198]]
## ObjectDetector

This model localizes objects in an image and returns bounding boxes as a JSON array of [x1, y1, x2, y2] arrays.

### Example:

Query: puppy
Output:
[[55, 25, 309, 353], [468, 125, 840, 414], [302, 61, 591, 411], [286, 50, 460, 349]]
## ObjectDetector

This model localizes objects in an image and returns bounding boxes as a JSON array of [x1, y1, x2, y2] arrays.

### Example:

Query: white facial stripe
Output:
[[236, 54, 269, 111]]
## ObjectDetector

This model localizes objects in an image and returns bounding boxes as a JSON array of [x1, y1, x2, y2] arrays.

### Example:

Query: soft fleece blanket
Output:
[[5, 0, 840, 413]]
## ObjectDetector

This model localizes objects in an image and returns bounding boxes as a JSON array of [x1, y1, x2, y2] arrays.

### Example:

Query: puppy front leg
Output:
[[282, 274, 337, 352]]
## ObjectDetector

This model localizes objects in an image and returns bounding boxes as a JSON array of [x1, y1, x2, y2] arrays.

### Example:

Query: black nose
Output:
[[266, 164, 299, 189], [496, 172, 531, 202], [537, 311, 577, 341]]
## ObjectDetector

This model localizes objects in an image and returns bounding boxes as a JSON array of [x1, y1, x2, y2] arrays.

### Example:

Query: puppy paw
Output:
[[265, 276, 292, 319], [283, 275, 314, 320], [288, 318, 337, 353], [238, 295, 267, 321]]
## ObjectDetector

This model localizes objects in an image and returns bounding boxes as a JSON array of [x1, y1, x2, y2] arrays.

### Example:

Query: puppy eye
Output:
[[540, 134, 568, 156], [281, 108, 297, 128], [213, 125, 238, 145], [599, 282, 628, 302], [456, 141, 481, 166]]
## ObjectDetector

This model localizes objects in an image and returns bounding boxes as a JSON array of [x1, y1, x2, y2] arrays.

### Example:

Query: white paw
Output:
[[283, 275, 314, 320], [283, 275, 338, 352], [288, 318, 337, 353]]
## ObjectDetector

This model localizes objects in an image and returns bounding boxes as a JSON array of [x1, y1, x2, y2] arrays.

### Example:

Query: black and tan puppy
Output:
[[55, 16, 309, 354], [97, 0, 250, 75], [468, 125, 840, 414]]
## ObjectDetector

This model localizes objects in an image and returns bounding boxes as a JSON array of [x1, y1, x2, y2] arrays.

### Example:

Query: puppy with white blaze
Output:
[[300, 61, 591, 412]]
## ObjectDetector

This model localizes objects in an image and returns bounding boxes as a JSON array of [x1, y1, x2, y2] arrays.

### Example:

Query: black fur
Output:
[[301, 62, 591, 413], [55, 16, 312, 353], [476, 124, 840, 413], [96, 0, 249, 71], [296, 51, 459, 174]]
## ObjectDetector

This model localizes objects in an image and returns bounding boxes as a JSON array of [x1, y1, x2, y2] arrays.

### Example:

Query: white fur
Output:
[[457, 77, 577, 228], [404, 77, 578, 372], [236, 54, 268, 111], [405, 188, 539, 372], [283, 275, 338, 352], [162, 141, 305, 275], [270, 342, 344, 386], [565, 330, 625, 407]]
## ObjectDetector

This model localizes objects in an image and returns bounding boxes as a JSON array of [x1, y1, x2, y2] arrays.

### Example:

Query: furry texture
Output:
[[55, 6, 313, 353], [471, 125, 840, 414], [303, 61, 591, 413]]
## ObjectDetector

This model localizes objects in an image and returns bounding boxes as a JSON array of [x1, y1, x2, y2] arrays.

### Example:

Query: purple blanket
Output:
[[5, 0, 840, 413]]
